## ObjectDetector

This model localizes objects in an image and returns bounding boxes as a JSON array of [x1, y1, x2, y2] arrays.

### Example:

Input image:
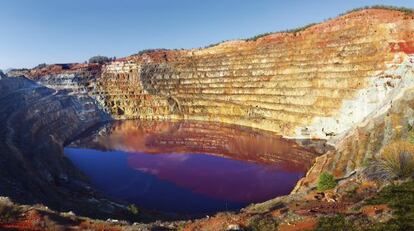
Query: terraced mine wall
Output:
[[17, 9, 414, 141]]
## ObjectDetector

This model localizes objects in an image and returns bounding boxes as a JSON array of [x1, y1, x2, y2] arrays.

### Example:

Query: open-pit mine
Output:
[[1, 7, 414, 231]]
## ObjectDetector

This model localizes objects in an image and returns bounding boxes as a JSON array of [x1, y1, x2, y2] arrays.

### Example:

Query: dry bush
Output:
[[368, 141, 414, 180]]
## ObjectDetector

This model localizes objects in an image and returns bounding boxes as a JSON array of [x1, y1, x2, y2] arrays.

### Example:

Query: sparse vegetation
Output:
[[133, 48, 182, 56], [377, 140, 414, 179], [314, 215, 354, 231], [246, 215, 278, 231], [33, 63, 47, 69], [204, 40, 230, 49], [314, 216, 393, 231], [317, 172, 337, 191], [340, 5, 414, 16], [365, 180, 414, 231], [127, 204, 139, 215], [204, 21, 318, 47], [245, 32, 273, 42], [284, 23, 317, 34], [206, 5, 413, 47], [245, 23, 318, 41], [134, 49, 163, 56], [88, 55, 111, 64]]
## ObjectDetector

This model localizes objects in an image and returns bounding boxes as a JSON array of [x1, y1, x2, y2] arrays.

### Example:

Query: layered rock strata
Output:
[[16, 9, 414, 140], [295, 74, 414, 192]]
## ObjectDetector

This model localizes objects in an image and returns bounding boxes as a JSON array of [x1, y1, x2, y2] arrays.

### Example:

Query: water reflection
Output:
[[65, 120, 320, 214]]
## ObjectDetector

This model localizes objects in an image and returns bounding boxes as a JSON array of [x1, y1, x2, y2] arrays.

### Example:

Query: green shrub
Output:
[[88, 55, 111, 64], [127, 204, 139, 215], [365, 181, 414, 231], [317, 172, 337, 191]]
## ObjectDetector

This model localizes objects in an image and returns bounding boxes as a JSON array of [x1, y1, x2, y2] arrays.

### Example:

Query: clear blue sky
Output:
[[1, 0, 413, 69]]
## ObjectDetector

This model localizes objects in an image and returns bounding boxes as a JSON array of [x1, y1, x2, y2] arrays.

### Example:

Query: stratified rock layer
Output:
[[294, 80, 414, 192], [19, 9, 414, 140]]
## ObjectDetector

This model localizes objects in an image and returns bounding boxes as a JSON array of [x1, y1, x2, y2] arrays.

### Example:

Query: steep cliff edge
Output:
[[295, 79, 414, 192], [0, 77, 128, 218]]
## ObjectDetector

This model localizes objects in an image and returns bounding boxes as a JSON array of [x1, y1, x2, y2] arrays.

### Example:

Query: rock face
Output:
[[19, 9, 414, 141], [0, 70, 5, 79], [0, 77, 122, 218], [295, 84, 414, 192]]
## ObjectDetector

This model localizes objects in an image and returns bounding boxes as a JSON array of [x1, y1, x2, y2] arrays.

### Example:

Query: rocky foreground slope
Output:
[[1, 7, 414, 231]]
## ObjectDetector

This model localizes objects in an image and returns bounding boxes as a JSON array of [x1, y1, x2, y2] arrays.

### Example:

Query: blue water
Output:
[[65, 148, 303, 214]]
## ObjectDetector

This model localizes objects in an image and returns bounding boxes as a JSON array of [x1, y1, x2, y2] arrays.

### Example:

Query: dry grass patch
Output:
[[379, 140, 414, 179]]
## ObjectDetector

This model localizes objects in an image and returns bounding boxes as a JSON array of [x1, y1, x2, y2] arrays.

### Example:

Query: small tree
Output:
[[88, 55, 110, 64], [317, 172, 337, 191]]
